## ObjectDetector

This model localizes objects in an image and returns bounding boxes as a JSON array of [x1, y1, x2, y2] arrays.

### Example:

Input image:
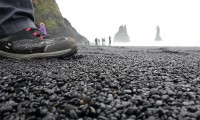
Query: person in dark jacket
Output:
[[109, 36, 111, 46]]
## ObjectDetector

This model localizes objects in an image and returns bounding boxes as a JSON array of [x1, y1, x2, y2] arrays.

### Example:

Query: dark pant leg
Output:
[[0, 0, 36, 37]]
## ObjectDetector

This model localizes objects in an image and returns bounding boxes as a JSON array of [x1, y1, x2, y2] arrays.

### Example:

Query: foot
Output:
[[0, 27, 77, 59]]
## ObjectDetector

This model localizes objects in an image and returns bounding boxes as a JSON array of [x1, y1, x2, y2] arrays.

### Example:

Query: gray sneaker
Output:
[[0, 27, 78, 59]]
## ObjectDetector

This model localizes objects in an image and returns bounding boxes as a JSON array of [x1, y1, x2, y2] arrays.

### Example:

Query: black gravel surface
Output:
[[1, 46, 200, 120]]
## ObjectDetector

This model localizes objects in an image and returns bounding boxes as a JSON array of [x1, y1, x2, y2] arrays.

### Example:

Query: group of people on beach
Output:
[[94, 36, 112, 46]]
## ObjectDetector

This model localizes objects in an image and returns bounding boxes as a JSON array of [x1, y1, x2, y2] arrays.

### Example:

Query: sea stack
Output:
[[155, 25, 162, 41], [114, 25, 130, 42]]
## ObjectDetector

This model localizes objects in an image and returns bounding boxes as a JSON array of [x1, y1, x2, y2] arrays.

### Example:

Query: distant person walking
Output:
[[39, 22, 47, 35], [87, 41, 90, 46], [102, 38, 105, 46], [97, 38, 100, 46], [109, 36, 111, 46], [95, 38, 98, 46]]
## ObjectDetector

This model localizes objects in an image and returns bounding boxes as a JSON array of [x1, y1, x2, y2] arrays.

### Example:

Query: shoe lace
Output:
[[26, 27, 46, 39]]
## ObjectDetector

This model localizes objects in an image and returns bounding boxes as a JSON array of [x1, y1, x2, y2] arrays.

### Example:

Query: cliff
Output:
[[114, 25, 130, 42], [33, 0, 88, 44]]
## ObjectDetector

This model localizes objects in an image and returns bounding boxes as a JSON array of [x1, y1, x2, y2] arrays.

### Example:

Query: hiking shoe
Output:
[[0, 27, 77, 59]]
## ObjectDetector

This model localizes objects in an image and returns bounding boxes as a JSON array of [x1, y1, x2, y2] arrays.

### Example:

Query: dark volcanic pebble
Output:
[[0, 46, 200, 120]]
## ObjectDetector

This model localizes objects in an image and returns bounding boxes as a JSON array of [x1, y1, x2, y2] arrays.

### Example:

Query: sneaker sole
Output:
[[0, 46, 78, 59]]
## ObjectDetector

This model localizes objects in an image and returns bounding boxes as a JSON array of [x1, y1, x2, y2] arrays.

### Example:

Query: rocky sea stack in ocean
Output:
[[114, 25, 130, 42], [33, 0, 88, 44], [155, 25, 162, 41]]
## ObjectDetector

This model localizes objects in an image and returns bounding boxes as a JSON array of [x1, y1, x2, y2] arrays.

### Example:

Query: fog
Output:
[[56, 0, 200, 46]]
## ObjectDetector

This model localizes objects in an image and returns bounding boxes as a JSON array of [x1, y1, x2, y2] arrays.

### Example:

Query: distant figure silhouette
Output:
[[85, 41, 89, 46], [155, 25, 162, 41], [109, 36, 111, 46], [97, 38, 100, 46], [95, 38, 98, 46], [102, 38, 105, 46]]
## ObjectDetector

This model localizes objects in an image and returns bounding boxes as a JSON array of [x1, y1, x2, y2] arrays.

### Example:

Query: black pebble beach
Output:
[[1, 46, 200, 120]]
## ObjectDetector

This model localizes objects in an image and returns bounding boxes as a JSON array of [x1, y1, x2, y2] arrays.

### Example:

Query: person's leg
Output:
[[0, 0, 77, 59], [0, 0, 36, 38]]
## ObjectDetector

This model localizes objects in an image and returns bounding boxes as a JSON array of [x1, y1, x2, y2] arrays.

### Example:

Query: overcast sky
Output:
[[56, 0, 200, 46]]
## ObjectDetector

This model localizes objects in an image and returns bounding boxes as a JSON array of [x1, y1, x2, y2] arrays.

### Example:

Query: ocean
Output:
[[111, 39, 200, 47]]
